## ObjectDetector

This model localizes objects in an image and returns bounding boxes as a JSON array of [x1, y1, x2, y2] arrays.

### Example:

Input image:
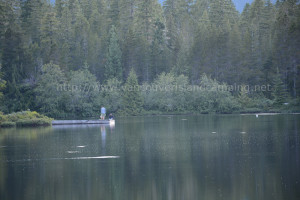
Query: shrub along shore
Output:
[[0, 111, 53, 128], [0, 70, 299, 128]]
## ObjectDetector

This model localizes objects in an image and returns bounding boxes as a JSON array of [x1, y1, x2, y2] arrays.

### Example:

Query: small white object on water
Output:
[[240, 132, 246, 134], [256, 114, 258, 118], [67, 151, 80, 154], [212, 132, 217, 133], [65, 156, 119, 160], [77, 146, 86, 148]]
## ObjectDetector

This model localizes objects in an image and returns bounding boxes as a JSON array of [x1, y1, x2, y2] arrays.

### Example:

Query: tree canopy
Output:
[[0, 0, 299, 116]]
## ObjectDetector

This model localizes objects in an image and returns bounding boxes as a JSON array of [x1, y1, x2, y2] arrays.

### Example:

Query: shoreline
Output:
[[2, 111, 300, 128]]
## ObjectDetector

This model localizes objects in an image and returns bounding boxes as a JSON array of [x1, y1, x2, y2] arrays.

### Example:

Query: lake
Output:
[[0, 114, 299, 200]]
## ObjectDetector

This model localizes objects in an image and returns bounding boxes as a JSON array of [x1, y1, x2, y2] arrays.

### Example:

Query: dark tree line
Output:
[[0, 0, 299, 117]]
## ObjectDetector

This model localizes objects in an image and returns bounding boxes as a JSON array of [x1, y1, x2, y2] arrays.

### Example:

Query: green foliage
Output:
[[238, 89, 274, 112], [238, 85, 252, 108], [217, 96, 241, 114], [150, 19, 166, 80], [55, 0, 64, 18], [0, 110, 53, 128], [272, 70, 288, 107], [251, 95, 273, 110], [105, 25, 122, 80], [0, 66, 6, 103], [143, 73, 240, 114], [0, 121, 16, 128], [0, 111, 7, 122], [143, 72, 191, 112], [34, 63, 67, 118], [108, 0, 120, 27], [16, 118, 52, 127], [66, 63, 100, 117], [119, 69, 143, 116], [4, 110, 51, 122], [101, 78, 122, 113], [40, 11, 60, 64], [0, 0, 299, 116], [191, 74, 240, 113]]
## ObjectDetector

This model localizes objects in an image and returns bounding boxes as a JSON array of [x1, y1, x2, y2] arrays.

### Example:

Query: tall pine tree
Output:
[[272, 68, 288, 106], [105, 25, 122, 80], [119, 68, 143, 115]]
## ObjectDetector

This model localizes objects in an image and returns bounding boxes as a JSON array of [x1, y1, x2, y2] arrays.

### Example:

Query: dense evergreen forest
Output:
[[0, 0, 299, 118]]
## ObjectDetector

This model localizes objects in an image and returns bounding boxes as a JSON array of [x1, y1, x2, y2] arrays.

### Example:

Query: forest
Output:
[[0, 0, 299, 118]]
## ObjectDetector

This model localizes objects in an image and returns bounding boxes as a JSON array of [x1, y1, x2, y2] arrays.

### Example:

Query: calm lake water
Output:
[[0, 114, 299, 200]]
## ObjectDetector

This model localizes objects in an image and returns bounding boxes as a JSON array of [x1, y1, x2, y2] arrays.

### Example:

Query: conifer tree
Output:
[[40, 11, 60, 64], [119, 0, 136, 36], [89, 0, 104, 35], [190, 10, 211, 81], [2, 27, 24, 83], [273, 0, 300, 98], [136, 0, 162, 41], [55, 0, 64, 18], [150, 19, 166, 80], [0, 0, 299, 114], [105, 25, 122, 80], [73, 8, 90, 68], [0, 0, 11, 56], [108, 0, 120, 27], [245, 0, 270, 85], [226, 22, 242, 83], [163, 1, 184, 76], [133, 0, 164, 81], [0, 66, 6, 103], [272, 69, 288, 106], [120, 68, 143, 116], [21, 0, 45, 43], [122, 26, 141, 77], [0, 1, 30, 112], [80, 0, 93, 20], [238, 84, 252, 108]]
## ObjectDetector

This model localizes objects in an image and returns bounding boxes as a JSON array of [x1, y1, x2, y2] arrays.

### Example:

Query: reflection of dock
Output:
[[52, 120, 110, 125]]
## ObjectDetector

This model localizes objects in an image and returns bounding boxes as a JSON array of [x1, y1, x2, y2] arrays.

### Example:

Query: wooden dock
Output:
[[52, 120, 110, 125]]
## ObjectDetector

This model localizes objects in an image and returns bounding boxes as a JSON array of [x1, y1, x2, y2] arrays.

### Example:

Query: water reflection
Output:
[[0, 115, 299, 200], [101, 125, 106, 154]]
